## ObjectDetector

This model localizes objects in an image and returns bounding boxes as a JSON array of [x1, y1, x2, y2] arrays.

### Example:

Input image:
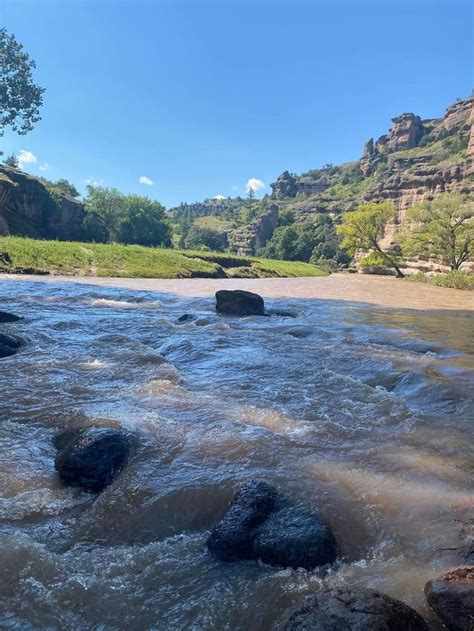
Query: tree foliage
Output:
[[399, 193, 473, 270], [262, 215, 349, 267], [84, 186, 171, 247], [337, 201, 404, 277], [0, 28, 45, 136], [184, 225, 228, 251]]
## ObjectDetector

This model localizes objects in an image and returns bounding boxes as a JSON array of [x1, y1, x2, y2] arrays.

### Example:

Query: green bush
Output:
[[407, 271, 474, 290]]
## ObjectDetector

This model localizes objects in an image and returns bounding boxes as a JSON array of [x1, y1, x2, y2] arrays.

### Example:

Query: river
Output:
[[0, 274, 473, 629]]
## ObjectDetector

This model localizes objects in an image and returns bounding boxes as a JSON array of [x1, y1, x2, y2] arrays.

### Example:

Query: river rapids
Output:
[[0, 275, 473, 630]]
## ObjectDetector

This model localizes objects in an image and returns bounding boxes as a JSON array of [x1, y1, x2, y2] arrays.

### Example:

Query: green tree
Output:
[[399, 193, 473, 270], [0, 28, 45, 136], [116, 195, 172, 247], [84, 186, 128, 242], [3, 153, 19, 168], [185, 225, 228, 251], [337, 201, 404, 277], [52, 178, 80, 198]]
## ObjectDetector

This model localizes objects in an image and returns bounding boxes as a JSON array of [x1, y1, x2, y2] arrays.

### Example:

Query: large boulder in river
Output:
[[207, 480, 277, 561], [207, 480, 337, 570], [215, 290, 265, 316], [252, 505, 337, 570], [54, 428, 131, 493], [0, 332, 22, 358], [282, 587, 428, 630], [424, 566, 474, 631], [0, 310, 21, 322]]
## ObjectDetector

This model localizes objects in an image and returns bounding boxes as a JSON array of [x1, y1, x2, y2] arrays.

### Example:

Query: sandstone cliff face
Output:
[[270, 95, 474, 272], [230, 204, 279, 254], [0, 166, 87, 240]]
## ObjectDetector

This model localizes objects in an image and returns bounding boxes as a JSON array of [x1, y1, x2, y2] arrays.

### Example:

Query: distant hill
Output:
[[169, 95, 473, 266]]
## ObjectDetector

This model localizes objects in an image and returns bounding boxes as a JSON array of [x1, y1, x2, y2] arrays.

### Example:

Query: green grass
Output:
[[407, 271, 474, 290], [0, 236, 326, 279]]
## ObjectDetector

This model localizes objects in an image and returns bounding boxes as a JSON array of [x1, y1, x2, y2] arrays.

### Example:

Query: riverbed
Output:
[[0, 274, 473, 629]]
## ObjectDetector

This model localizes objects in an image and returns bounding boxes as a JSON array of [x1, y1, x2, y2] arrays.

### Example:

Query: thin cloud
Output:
[[213, 194, 226, 200], [139, 176, 153, 185], [245, 177, 265, 194], [38, 162, 50, 172], [85, 177, 104, 187], [18, 149, 37, 170]]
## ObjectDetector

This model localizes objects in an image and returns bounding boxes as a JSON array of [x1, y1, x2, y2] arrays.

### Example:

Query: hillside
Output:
[[169, 95, 473, 271]]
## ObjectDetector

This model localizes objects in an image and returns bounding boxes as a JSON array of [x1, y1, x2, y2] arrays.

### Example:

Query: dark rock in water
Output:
[[207, 480, 337, 570], [54, 428, 131, 493], [0, 310, 21, 322], [177, 314, 195, 324], [215, 290, 265, 316], [0, 332, 22, 358], [207, 480, 277, 561], [252, 505, 337, 570], [283, 587, 429, 630], [424, 566, 474, 631]]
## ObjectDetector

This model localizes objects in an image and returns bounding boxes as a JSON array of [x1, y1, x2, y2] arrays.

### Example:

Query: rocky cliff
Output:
[[270, 95, 473, 271], [0, 166, 87, 240]]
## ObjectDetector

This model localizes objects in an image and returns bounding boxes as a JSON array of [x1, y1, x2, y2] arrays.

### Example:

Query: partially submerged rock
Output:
[[252, 505, 337, 570], [215, 290, 265, 316], [424, 566, 474, 631], [0, 331, 22, 358], [54, 427, 132, 493], [283, 587, 428, 630], [207, 480, 337, 570], [176, 313, 195, 324], [207, 480, 277, 562], [0, 310, 21, 323]]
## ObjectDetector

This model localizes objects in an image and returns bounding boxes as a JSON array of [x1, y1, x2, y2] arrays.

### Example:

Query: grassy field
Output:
[[0, 236, 326, 279]]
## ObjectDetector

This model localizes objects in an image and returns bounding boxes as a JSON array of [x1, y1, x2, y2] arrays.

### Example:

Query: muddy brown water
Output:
[[0, 274, 473, 630]]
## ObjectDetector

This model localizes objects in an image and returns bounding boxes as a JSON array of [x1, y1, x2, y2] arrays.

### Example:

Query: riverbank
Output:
[[4, 272, 473, 311], [0, 236, 324, 279]]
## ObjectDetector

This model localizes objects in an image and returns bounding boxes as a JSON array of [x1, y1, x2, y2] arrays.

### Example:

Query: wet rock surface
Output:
[[0, 310, 21, 322], [215, 289, 265, 316], [207, 480, 337, 570], [0, 331, 22, 358], [424, 566, 474, 631], [282, 587, 429, 630], [252, 505, 337, 570], [54, 427, 132, 493]]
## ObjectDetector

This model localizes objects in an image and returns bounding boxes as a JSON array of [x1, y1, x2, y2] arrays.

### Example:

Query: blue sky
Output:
[[1, 0, 472, 207]]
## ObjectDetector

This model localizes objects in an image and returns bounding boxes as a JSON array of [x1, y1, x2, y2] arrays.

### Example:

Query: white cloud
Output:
[[17, 149, 37, 171], [245, 177, 266, 194], [213, 194, 226, 200], [139, 176, 153, 185], [38, 162, 50, 172], [85, 177, 104, 187]]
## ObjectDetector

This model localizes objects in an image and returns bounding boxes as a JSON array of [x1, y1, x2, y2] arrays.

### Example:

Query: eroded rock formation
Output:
[[0, 166, 87, 239]]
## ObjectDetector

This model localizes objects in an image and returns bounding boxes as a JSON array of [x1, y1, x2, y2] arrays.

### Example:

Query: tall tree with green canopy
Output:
[[116, 195, 172, 247], [0, 28, 45, 137], [399, 193, 473, 271], [337, 201, 404, 277]]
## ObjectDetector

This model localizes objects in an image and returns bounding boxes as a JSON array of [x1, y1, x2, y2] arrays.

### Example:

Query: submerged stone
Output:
[[0, 310, 21, 323], [215, 290, 265, 316], [207, 480, 337, 570], [54, 427, 131, 493], [424, 566, 474, 631], [0, 332, 22, 358], [283, 587, 429, 630]]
